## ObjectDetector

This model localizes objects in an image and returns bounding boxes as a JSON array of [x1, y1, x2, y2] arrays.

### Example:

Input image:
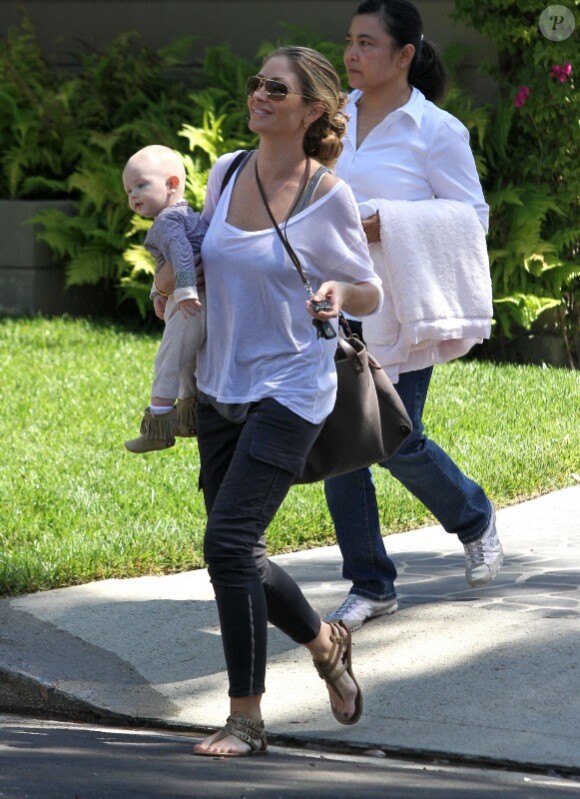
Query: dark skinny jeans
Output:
[[197, 397, 324, 697]]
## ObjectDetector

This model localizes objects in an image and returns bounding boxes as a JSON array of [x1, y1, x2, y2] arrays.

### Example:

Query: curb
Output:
[[2, 666, 578, 779]]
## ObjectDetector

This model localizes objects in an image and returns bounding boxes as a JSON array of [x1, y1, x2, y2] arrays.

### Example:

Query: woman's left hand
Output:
[[306, 281, 343, 320], [362, 212, 381, 244]]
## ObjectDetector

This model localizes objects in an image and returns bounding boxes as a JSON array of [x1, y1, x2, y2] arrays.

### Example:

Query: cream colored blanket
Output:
[[361, 199, 493, 382]]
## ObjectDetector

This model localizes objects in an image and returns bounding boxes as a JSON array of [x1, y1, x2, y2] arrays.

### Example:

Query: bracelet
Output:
[[153, 279, 172, 298]]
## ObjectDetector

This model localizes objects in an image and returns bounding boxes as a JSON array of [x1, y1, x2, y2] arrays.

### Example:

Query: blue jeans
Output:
[[324, 365, 492, 601]]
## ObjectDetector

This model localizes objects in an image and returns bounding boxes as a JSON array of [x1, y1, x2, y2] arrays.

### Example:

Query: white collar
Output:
[[351, 86, 426, 128]]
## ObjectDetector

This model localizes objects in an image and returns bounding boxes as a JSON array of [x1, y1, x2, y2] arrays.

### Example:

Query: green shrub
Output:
[[120, 44, 261, 313], [0, 17, 81, 198], [4, 11, 577, 360], [453, 0, 579, 357], [0, 17, 202, 312]]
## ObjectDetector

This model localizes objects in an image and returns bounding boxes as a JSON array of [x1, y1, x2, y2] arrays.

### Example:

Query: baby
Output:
[[122, 144, 207, 453]]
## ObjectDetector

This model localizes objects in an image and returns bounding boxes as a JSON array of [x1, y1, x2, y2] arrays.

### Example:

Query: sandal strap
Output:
[[223, 713, 267, 752], [313, 621, 350, 701]]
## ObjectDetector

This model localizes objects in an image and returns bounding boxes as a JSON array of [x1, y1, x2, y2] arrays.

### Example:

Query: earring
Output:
[[303, 120, 310, 130]]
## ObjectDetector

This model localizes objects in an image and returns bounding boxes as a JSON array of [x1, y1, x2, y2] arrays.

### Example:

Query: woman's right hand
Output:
[[195, 254, 205, 290], [362, 211, 381, 244]]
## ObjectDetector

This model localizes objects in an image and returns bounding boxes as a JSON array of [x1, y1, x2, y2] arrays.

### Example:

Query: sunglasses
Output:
[[246, 75, 303, 101]]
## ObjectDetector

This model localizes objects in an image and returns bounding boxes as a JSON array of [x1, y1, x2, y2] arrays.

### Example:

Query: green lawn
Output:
[[1, 316, 578, 597]]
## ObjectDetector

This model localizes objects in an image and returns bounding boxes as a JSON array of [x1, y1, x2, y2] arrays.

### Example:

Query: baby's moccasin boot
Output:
[[176, 396, 197, 437], [125, 407, 176, 453]]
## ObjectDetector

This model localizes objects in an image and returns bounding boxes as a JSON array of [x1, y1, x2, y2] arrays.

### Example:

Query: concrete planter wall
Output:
[[0, 200, 71, 316], [475, 316, 578, 369], [0, 200, 115, 318]]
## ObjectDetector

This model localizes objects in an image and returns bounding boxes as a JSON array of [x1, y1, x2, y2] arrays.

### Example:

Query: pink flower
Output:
[[550, 63, 573, 83], [514, 85, 530, 108]]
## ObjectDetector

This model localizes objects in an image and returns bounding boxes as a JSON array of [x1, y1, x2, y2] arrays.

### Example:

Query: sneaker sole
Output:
[[327, 600, 398, 632], [466, 552, 504, 588]]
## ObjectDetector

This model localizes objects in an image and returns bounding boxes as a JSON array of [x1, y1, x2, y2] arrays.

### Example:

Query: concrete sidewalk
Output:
[[1, 487, 578, 773]]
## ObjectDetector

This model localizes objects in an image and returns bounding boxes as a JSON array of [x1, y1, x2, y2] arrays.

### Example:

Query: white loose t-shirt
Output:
[[337, 87, 489, 232], [197, 152, 382, 425]]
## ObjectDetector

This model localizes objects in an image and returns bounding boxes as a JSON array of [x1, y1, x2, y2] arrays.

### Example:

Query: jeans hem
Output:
[[349, 588, 397, 602], [457, 500, 495, 545]]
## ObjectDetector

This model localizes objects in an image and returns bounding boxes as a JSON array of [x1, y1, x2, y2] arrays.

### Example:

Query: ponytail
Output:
[[409, 39, 447, 102]]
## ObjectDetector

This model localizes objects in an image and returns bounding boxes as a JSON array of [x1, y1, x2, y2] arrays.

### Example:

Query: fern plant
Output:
[[438, 44, 491, 179], [119, 44, 260, 310], [25, 27, 199, 308], [0, 17, 82, 198]]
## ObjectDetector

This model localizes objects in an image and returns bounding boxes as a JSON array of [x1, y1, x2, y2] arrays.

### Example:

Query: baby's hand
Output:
[[178, 298, 203, 318], [153, 295, 167, 321]]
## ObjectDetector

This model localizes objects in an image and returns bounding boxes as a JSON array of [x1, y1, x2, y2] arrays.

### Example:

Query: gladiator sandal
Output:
[[313, 620, 363, 725], [193, 713, 268, 758], [124, 407, 176, 453]]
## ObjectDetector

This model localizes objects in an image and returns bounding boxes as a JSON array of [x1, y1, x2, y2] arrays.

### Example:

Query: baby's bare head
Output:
[[123, 145, 186, 198]]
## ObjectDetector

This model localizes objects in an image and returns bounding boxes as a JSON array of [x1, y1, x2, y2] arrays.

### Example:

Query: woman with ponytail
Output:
[[192, 47, 381, 756], [324, 0, 503, 632]]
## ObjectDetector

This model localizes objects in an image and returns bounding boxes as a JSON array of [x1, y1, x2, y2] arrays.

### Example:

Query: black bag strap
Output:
[[254, 158, 351, 339], [221, 150, 312, 293], [254, 156, 315, 297], [339, 314, 354, 337], [219, 150, 251, 196]]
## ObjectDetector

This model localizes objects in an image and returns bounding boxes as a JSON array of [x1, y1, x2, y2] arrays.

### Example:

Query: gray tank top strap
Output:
[[233, 156, 329, 216], [292, 166, 330, 216]]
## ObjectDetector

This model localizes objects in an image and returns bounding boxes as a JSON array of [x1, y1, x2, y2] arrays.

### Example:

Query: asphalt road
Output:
[[1, 715, 578, 799]]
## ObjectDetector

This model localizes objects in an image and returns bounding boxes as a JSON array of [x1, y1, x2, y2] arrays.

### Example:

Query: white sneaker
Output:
[[325, 594, 398, 632], [463, 505, 503, 588]]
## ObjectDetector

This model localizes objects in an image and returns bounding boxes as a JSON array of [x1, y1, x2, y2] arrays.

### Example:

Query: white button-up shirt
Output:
[[337, 87, 489, 232]]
